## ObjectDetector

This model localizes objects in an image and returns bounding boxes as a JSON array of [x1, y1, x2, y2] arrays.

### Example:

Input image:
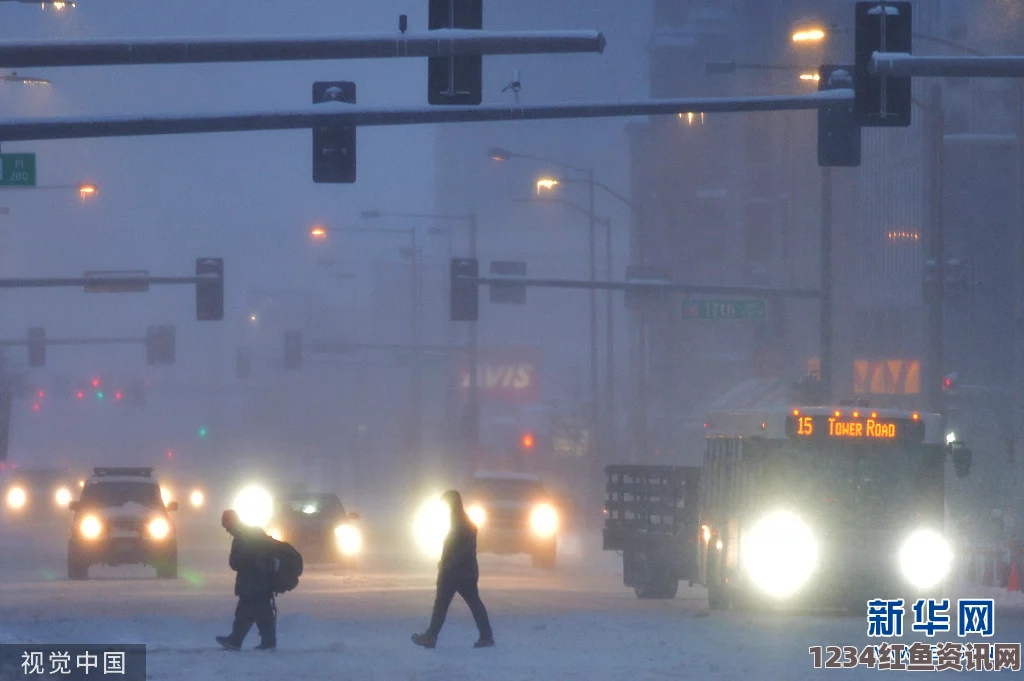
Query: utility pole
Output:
[[1015, 80, 1024, 470], [820, 166, 833, 401], [925, 83, 946, 417], [466, 213, 480, 470], [410, 227, 423, 469], [587, 170, 599, 467], [605, 218, 615, 455]]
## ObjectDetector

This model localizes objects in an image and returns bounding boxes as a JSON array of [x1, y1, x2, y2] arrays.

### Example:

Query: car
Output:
[[462, 471, 561, 569], [264, 491, 363, 566], [67, 467, 178, 580], [2, 468, 80, 522]]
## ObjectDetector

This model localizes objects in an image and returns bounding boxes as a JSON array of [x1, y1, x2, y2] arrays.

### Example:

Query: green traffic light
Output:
[[96, 391, 104, 400], [198, 427, 208, 438]]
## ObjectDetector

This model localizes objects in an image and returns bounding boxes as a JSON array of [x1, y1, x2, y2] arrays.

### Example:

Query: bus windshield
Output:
[[750, 442, 943, 527]]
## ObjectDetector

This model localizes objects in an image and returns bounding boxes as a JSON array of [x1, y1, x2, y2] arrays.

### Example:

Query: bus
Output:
[[697, 405, 971, 610]]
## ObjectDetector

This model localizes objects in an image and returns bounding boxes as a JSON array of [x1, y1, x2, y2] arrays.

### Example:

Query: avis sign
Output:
[[459, 347, 541, 404]]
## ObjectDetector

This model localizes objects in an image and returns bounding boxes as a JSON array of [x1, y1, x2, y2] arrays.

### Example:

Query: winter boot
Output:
[[412, 632, 437, 649], [254, 642, 276, 651], [216, 636, 241, 651], [474, 638, 495, 648]]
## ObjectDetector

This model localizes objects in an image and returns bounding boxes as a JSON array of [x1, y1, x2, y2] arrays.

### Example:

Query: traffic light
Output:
[[284, 330, 302, 370], [854, 1, 912, 127], [27, 327, 45, 367], [146, 325, 176, 366], [196, 257, 224, 321], [818, 65, 861, 167], [942, 372, 959, 396], [428, 0, 483, 105], [521, 432, 535, 452], [312, 81, 356, 183], [126, 378, 146, 407], [237, 348, 251, 380], [450, 258, 479, 321]]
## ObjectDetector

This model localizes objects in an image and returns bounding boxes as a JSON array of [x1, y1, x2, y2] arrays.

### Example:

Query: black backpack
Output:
[[268, 538, 303, 594]]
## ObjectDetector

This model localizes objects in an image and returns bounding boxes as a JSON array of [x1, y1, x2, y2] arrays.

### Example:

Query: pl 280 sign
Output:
[[0, 154, 36, 187]]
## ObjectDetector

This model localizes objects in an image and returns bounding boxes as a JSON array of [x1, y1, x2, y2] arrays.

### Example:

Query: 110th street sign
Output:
[[0, 154, 36, 187], [683, 298, 767, 320]]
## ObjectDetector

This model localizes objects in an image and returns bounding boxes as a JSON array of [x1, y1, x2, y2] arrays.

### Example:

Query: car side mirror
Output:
[[348, 512, 360, 520], [952, 446, 972, 479], [68, 501, 79, 512], [167, 501, 179, 512]]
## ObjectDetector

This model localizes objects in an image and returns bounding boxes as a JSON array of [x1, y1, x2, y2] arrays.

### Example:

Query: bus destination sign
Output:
[[785, 414, 925, 443]]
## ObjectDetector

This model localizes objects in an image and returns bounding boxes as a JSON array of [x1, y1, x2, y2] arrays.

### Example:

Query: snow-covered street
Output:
[[2, 522, 1023, 680]]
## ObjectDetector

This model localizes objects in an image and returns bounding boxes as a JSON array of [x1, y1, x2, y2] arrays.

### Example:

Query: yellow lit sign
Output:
[[786, 415, 922, 443]]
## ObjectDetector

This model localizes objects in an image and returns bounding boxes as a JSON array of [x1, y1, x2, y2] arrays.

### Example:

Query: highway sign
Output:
[[0, 153, 36, 186], [84, 270, 150, 293], [683, 298, 767, 320]]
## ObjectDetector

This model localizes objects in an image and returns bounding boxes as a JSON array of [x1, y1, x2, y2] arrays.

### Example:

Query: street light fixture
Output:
[[309, 225, 328, 241], [488, 147, 512, 162], [78, 183, 97, 199], [791, 28, 826, 43], [536, 177, 560, 194], [0, 72, 51, 86]]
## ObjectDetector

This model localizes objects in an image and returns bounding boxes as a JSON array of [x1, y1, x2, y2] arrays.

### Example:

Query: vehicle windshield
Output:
[[749, 441, 943, 527], [468, 479, 545, 500], [279, 495, 343, 516], [79, 481, 162, 508]]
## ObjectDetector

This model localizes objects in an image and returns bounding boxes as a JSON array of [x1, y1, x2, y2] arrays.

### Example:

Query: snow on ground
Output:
[[2, 526, 1023, 680]]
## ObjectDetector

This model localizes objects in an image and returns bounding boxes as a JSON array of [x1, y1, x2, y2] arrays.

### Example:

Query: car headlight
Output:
[[189, 490, 204, 508], [6, 486, 26, 510], [232, 485, 274, 528], [743, 510, 818, 599], [529, 503, 559, 539], [467, 504, 486, 528], [160, 486, 173, 507], [80, 515, 103, 540], [412, 496, 450, 560], [335, 524, 363, 556], [55, 487, 72, 508], [148, 517, 171, 540], [899, 529, 952, 589], [267, 527, 283, 541]]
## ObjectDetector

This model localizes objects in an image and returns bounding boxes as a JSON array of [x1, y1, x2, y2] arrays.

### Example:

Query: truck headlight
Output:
[[189, 490, 204, 508], [899, 529, 952, 589], [412, 496, 450, 559], [148, 517, 171, 540], [6, 486, 26, 510], [232, 485, 274, 528], [743, 510, 818, 599], [467, 504, 486, 528], [160, 486, 173, 506], [335, 524, 362, 556], [55, 487, 72, 508], [80, 515, 103, 540], [529, 503, 559, 538]]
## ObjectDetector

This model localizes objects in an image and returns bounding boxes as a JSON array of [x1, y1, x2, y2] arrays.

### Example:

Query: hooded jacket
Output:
[[438, 491, 480, 583], [228, 523, 275, 599]]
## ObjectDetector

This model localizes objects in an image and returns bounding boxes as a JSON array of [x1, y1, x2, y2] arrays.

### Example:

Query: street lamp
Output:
[[309, 225, 328, 242], [536, 177, 560, 194], [791, 28, 826, 43], [361, 208, 479, 469], [0, 72, 51, 86]]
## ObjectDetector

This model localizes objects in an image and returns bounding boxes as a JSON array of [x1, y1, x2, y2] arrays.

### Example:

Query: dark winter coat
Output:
[[438, 502, 480, 584], [228, 524, 275, 600]]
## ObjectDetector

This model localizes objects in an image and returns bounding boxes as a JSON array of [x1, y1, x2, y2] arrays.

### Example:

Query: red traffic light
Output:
[[115, 391, 123, 401], [91, 378, 100, 388], [521, 433, 535, 450]]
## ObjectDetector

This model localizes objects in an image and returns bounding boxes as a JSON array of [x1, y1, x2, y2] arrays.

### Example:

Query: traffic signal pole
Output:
[[0, 30, 606, 68]]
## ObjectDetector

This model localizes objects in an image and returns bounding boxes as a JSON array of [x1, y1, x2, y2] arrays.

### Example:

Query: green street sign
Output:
[[683, 298, 767, 320], [0, 154, 36, 187]]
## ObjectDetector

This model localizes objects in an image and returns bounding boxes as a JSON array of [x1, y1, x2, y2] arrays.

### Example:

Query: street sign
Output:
[[83, 270, 149, 293], [0, 153, 36, 186], [683, 298, 767, 320]]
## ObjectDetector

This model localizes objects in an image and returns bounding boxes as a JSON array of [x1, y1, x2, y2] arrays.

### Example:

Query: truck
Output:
[[602, 464, 701, 599]]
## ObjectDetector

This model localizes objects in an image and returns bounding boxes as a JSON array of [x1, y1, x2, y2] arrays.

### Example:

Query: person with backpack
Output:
[[217, 509, 278, 651], [412, 490, 494, 649]]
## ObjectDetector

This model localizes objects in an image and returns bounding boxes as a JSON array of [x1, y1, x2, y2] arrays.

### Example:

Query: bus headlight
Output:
[[743, 510, 818, 599], [899, 529, 952, 589], [529, 503, 559, 539], [6, 486, 26, 510], [80, 515, 103, 540], [55, 487, 72, 508], [335, 524, 363, 556], [232, 485, 274, 528], [467, 504, 486, 528], [412, 496, 450, 559], [148, 517, 171, 540], [160, 486, 173, 507], [189, 490, 204, 508]]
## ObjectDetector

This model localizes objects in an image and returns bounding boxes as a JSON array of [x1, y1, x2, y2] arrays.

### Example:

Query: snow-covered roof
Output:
[[471, 471, 541, 482]]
